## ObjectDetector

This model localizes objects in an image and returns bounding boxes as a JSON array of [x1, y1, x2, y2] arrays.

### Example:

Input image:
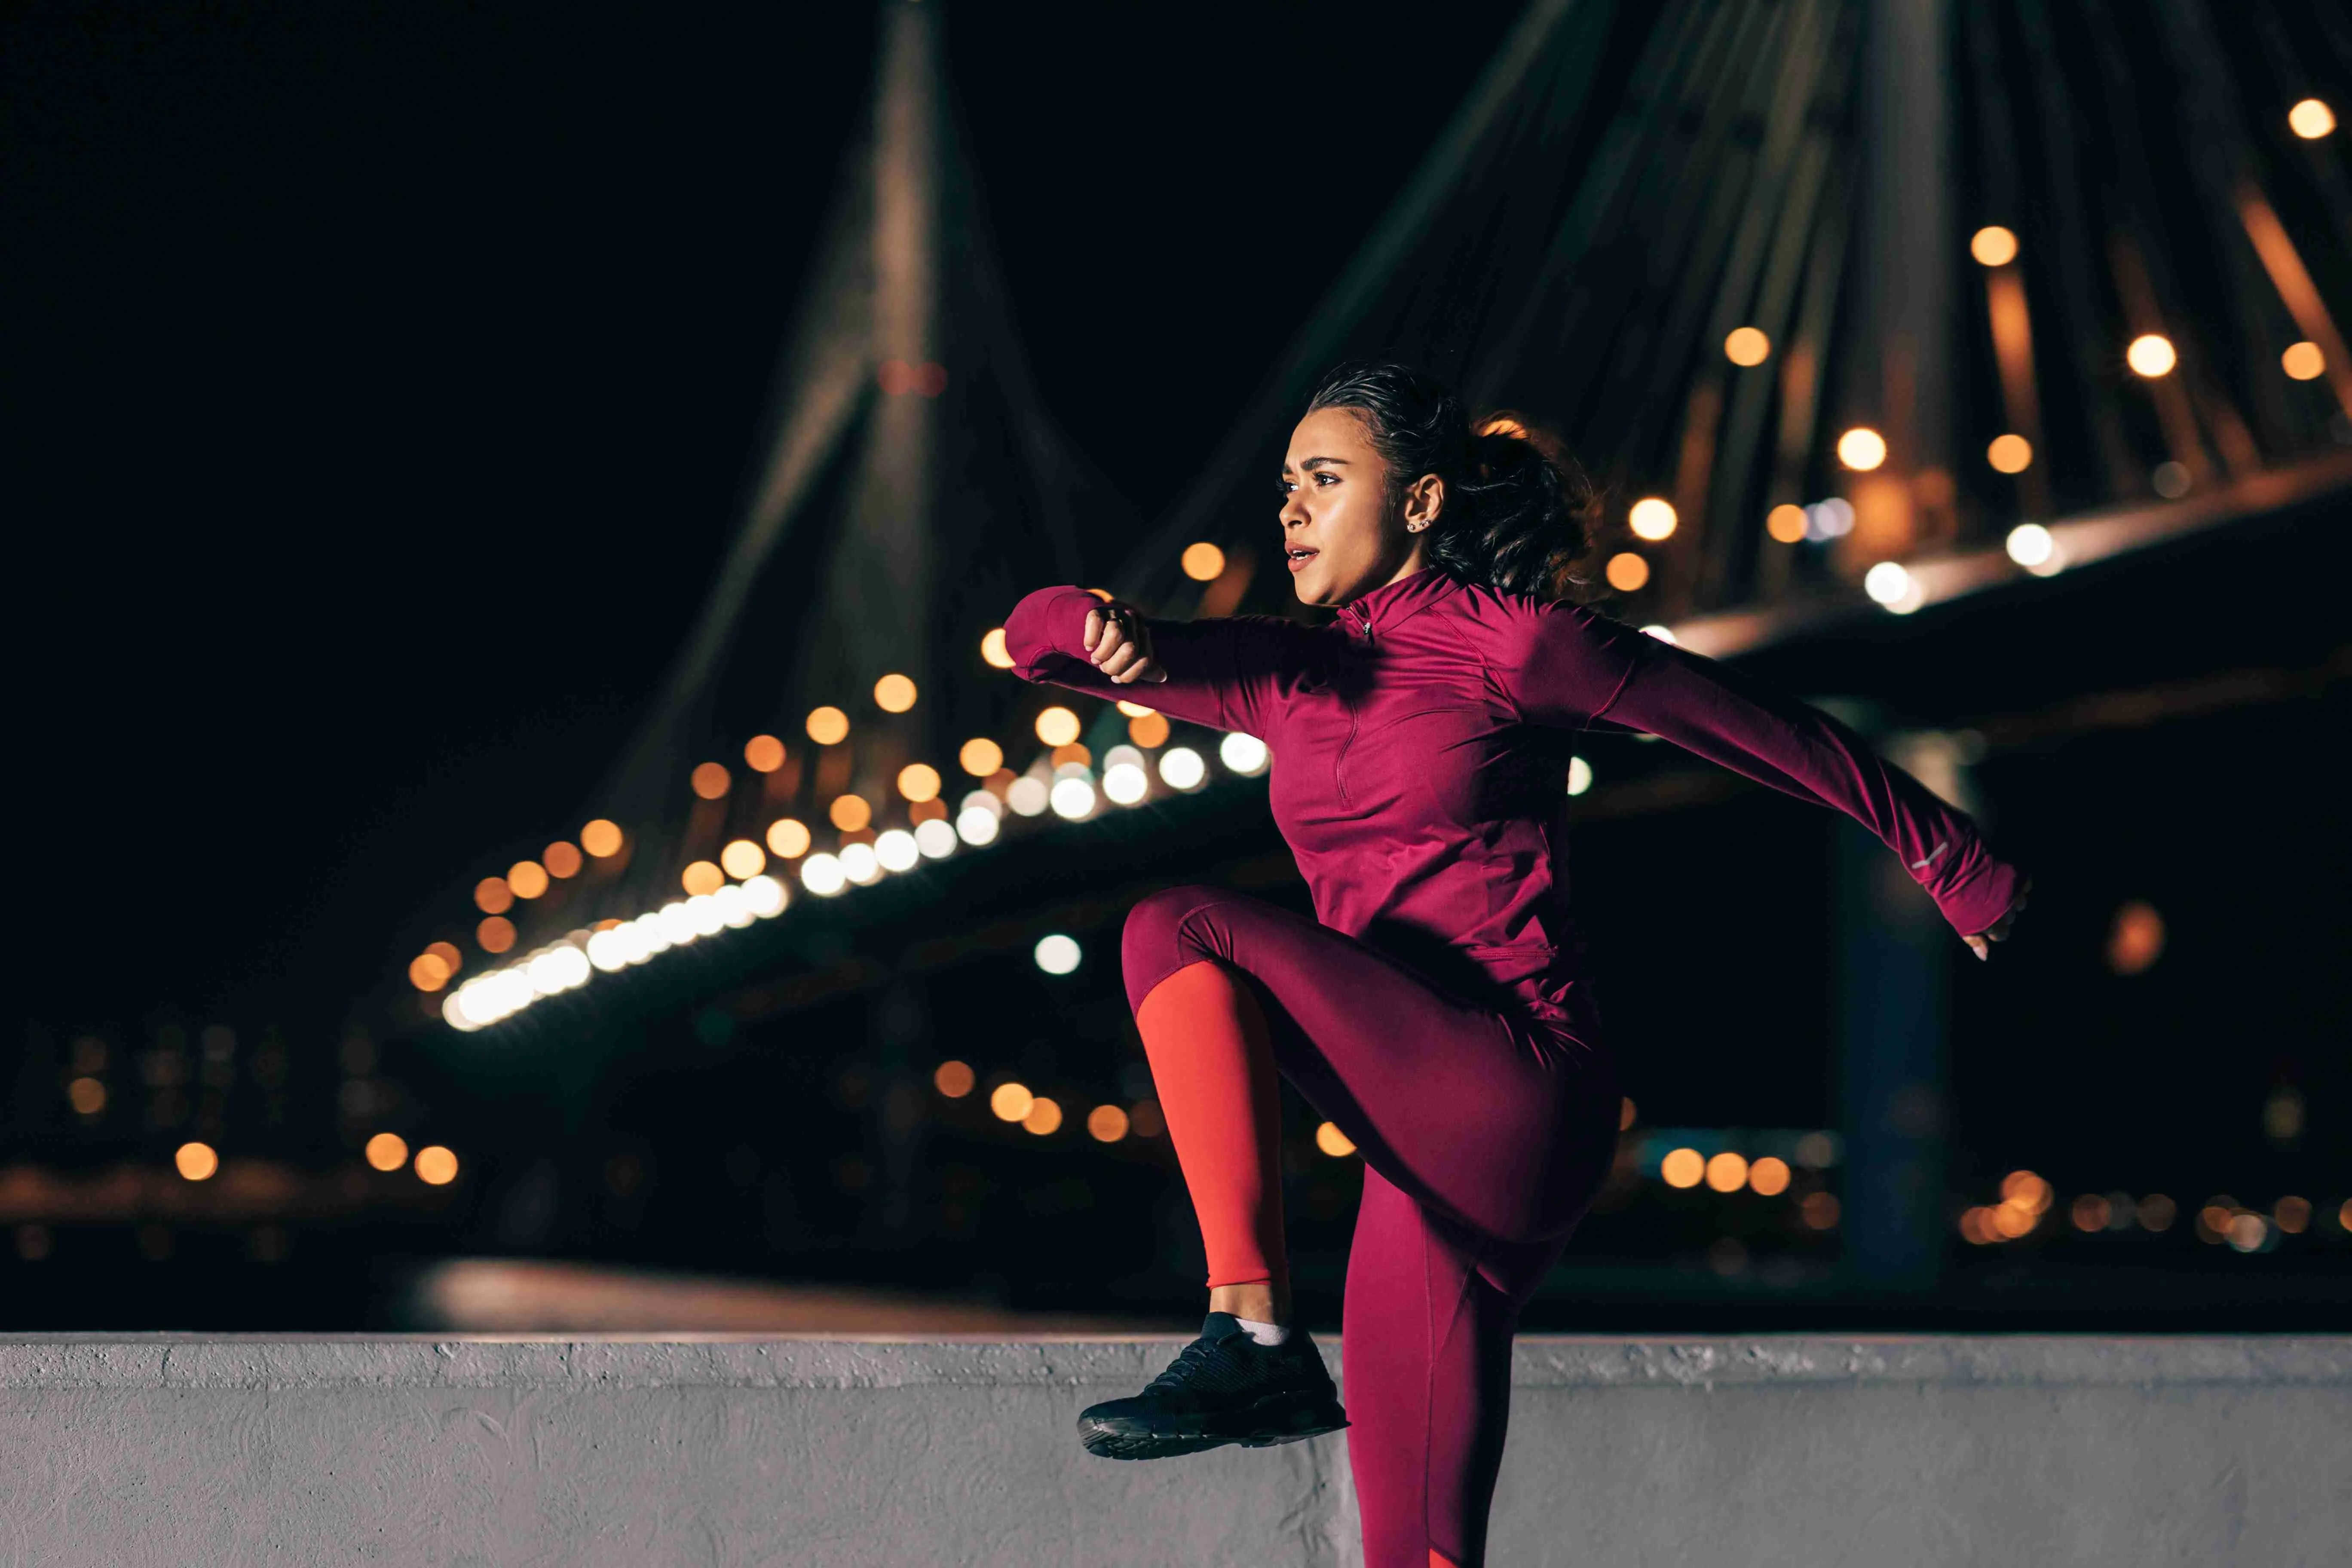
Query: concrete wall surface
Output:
[[3, 1333, 2347, 1567]]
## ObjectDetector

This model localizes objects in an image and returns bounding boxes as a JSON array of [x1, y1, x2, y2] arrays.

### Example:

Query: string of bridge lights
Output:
[[429, 640, 1274, 1032]]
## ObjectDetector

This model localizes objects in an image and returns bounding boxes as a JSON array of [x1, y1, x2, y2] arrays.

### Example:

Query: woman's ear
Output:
[[1402, 472, 1445, 533]]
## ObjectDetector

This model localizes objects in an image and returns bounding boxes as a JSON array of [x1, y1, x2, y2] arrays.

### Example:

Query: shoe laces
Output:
[[1144, 1335, 1232, 1395]]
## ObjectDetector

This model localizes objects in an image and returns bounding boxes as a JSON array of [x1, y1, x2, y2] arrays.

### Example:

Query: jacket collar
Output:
[[1338, 566, 1460, 637]]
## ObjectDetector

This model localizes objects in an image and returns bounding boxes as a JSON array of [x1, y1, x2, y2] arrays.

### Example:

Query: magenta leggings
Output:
[[1123, 886, 1621, 1568]]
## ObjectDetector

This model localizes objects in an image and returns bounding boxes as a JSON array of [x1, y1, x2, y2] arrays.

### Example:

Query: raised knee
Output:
[[1122, 885, 1228, 1007]]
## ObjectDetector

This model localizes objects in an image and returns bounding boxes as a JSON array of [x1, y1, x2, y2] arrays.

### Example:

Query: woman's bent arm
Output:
[[1002, 585, 1309, 738]]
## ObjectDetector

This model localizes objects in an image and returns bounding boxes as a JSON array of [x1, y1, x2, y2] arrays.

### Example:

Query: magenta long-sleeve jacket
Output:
[[1004, 567, 2022, 1027]]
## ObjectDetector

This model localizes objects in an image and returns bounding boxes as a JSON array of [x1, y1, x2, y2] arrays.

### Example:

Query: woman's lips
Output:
[[1285, 548, 1319, 574]]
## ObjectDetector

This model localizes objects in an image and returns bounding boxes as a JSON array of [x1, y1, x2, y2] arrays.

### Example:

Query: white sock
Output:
[[1235, 1316, 1291, 1347]]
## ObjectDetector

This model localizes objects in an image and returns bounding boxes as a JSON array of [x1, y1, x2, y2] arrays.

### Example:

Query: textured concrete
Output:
[[3, 1334, 2347, 1566]]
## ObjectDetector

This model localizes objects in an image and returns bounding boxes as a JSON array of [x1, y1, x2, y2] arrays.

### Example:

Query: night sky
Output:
[[9, 1, 1526, 1036]]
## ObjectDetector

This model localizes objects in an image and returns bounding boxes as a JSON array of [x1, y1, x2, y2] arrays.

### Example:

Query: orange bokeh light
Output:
[[581, 819, 624, 858], [474, 877, 513, 915], [719, 839, 766, 880], [874, 673, 918, 713], [744, 734, 787, 773], [1748, 1156, 1791, 1196], [476, 916, 516, 953], [175, 1141, 219, 1181], [414, 1145, 459, 1185], [1604, 552, 1650, 593], [960, 738, 1004, 776], [365, 1132, 409, 1172], [1181, 542, 1227, 581], [980, 628, 1014, 670], [407, 952, 452, 992], [1128, 713, 1170, 747], [829, 794, 872, 832], [543, 841, 583, 879], [805, 706, 850, 746], [766, 818, 811, 858], [680, 860, 724, 897], [933, 1060, 976, 1098], [691, 762, 732, 800], [506, 860, 549, 900], [898, 763, 942, 802]]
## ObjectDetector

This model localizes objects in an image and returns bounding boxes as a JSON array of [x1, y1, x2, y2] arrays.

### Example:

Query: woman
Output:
[[1001, 362, 2027, 1568]]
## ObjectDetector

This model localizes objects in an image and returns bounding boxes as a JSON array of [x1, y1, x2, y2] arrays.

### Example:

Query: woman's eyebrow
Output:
[[1280, 456, 1351, 474]]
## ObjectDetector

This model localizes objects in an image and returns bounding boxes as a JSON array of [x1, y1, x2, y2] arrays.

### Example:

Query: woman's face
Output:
[[1278, 406, 1437, 607]]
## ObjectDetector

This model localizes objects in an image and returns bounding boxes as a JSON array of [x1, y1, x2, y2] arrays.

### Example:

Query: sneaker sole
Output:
[[1077, 1394, 1349, 1461]]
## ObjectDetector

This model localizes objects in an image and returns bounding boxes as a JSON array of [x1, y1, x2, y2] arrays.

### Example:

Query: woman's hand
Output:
[[1962, 876, 2031, 962], [1084, 603, 1167, 686]]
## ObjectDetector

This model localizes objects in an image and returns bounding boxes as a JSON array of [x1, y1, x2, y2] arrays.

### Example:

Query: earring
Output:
[[1407, 522, 1426, 533]]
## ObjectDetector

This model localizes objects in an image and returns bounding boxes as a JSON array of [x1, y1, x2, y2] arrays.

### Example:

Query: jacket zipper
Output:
[[1334, 605, 1372, 807]]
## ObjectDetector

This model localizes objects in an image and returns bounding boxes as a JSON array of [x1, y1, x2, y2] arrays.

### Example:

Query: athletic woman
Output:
[[1000, 362, 2028, 1568]]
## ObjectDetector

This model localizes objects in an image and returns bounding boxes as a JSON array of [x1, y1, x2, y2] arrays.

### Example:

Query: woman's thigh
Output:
[[1124, 885, 1619, 1246]]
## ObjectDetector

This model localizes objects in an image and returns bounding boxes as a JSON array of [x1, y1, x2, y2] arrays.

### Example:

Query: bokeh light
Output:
[[681, 860, 724, 897], [67, 1077, 106, 1115], [766, 818, 811, 858], [934, 1060, 975, 1098], [980, 628, 1014, 669], [474, 877, 514, 915], [1023, 1097, 1063, 1136], [175, 1141, 219, 1181], [1219, 732, 1269, 775], [1158, 747, 1206, 790], [581, 819, 624, 858], [1704, 1152, 1749, 1193], [1604, 552, 1651, 592], [2106, 900, 2165, 974], [1747, 1156, 1791, 1196], [1765, 503, 1808, 543], [2071, 1194, 2112, 1231], [543, 841, 583, 879], [1035, 707, 1081, 747], [898, 763, 942, 802], [1969, 225, 2018, 266], [989, 1082, 1033, 1123], [1863, 561, 1914, 607], [1660, 1148, 1704, 1188], [691, 762, 732, 800], [829, 794, 873, 832], [476, 916, 516, 954], [408, 952, 452, 992], [1182, 542, 1227, 581], [805, 706, 850, 745], [2288, 98, 2336, 139], [1088, 1104, 1130, 1142], [507, 860, 549, 900], [2126, 334, 2176, 377], [1315, 1121, 1358, 1157], [744, 735, 786, 772], [1723, 326, 1770, 366], [1128, 712, 1170, 747], [1837, 427, 1888, 470], [1987, 433, 2033, 473], [1628, 497, 1677, 541], [1800, 1192, 1841, 1229], [800, 853, 847, 897], [1567, 756, 1592, 796], [2282, 341, 2325, 380], [874, 829, 919, 872], [365, 1132, 409, 1172], [720, 839, 766, 880], [414, 1145, 459, 1185], [959, 738, 1003, 777], [1034, 933, 1081, 974], [426, 940, 462, 975], [874, 673, 917, 713], [2006, 523, 2055, 567]]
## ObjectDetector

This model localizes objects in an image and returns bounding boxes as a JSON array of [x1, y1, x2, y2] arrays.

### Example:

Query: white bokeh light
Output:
[[875, 828, 920, 872], [1006, 776, 1050, 817], [741, 874, 788, 917], [1219, 733, 1269, 775], [840, 842, 882, 884], [1102, 762, 1148, 805], [956, 806, 1001, 846], [1158, 746, 1206, 790], [1568, 756, 1593, 796], [1050, 776, 1097, 819], [1034, 933, 1082, 975], [800, 853, 847, 897], [914, 818, 959, 858]]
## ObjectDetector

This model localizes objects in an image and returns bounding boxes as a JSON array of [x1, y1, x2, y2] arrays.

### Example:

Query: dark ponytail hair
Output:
[[1305, 360, 1596, 601]]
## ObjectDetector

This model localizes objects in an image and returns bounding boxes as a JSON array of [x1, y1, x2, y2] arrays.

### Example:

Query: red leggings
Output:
[[1123, 887, 1620, 1568]]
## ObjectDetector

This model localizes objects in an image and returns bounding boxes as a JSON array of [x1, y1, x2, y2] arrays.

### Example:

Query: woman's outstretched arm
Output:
[[1001, 585, 1311, 740], [1507, 600, 2028, 946]]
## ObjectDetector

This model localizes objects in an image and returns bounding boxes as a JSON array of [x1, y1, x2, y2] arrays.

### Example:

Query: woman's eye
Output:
[[1315, 472, 1338, 485]]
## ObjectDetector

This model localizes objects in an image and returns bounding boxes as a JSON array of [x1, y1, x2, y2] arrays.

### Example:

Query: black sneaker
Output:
[[1077, 1312, 1348, 1460]]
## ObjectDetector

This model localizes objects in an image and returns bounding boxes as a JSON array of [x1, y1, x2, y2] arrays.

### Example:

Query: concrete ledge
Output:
[[6, 1335, 2348, 1565]]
